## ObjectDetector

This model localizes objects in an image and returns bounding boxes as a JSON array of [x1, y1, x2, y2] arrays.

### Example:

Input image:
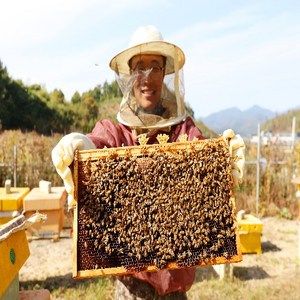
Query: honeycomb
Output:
[[73, 136, 242, 278]]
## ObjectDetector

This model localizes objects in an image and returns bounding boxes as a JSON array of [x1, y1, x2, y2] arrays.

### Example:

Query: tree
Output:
[[0, 60, 125, 134], [88, 85, 103, 103], [71, 91, 81, 104], [71, 94, 99, 132], [0, 61, 13, 128], [102, 80, 122, 100], [50, 89, 65, 106], [28, 84, 50, 104]]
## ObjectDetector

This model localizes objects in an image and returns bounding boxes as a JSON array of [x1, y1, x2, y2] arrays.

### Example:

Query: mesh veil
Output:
[[114, 56, 186, 129]]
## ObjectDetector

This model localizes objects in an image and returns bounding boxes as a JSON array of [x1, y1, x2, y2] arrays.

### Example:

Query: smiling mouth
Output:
[[141, 88, 155, 97]]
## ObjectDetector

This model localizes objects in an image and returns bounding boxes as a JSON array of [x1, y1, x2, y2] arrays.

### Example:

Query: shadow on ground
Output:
[[194, 266, 220, 282], [233, 266, 270, 281], [19, 273, 105, 292], [194, 264, 271, 282], [261, 240, 281, 253]]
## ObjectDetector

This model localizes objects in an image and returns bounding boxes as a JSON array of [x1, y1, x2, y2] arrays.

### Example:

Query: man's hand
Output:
[[51, 133, 96, 208], [223, 129, 245, 186]]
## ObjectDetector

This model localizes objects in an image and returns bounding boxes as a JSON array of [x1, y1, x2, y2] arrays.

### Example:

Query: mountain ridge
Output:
[[198, 105, 276, 136]]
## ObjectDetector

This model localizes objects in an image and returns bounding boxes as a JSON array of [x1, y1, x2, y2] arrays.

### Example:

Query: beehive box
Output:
[[0, 187, 30, 225], [23, 187, 67, 238], [0, 187, 30, 211], [238, 214, 263, 254], [0, 217, 30, 298], [0, 211, 21, 226], [72, 135, 242, 278]]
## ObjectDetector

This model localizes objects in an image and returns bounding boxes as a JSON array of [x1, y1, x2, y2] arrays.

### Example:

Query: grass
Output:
[[187, 268, 300, 300], [19, 268, 300, 300], [3, 130, 300, 299], [20, 275, 114, 300], [278, 229, 298, 235]]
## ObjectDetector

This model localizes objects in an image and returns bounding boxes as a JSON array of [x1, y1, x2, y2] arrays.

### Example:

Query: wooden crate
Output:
[[24, 209, 64, 239], [23, 187, 67, 239], [72, 135, 242, 278], [23, 187, 66, 211]]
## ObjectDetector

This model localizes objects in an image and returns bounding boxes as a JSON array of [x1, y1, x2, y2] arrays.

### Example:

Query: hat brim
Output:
[[109, 41, 185, 75]]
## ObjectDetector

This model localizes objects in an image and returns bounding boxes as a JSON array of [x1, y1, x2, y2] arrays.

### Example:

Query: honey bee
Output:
[[77, 137, 238, 273]]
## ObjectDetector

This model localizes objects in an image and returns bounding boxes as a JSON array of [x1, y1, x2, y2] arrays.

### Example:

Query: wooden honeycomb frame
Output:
[[72, 135, 242, 279]]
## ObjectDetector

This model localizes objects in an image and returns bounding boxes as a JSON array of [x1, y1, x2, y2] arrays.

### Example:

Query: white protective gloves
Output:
[[51, 133, 96, 208], [52, 130, 244, 207], [222, 129, 246, 186]]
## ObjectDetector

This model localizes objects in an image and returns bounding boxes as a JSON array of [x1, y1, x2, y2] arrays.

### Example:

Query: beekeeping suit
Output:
[[51, 25, 245, 298]]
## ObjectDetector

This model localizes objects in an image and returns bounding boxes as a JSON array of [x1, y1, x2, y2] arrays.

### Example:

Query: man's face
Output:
[[130, 54, 165, 111]]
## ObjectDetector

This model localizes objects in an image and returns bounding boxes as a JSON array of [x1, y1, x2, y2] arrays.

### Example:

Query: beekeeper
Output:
[[52, 25, 245, 299]]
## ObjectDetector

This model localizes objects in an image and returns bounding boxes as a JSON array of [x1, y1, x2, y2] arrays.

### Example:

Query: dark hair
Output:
[[128, 55, 167, 69]]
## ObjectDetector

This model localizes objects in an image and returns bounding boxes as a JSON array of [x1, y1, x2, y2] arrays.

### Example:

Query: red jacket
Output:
[[86, 117, 205, 295]]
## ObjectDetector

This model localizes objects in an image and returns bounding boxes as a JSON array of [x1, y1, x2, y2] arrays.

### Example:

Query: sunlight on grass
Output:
[[278, 229, 297, 235], [186, 267, 300, 300], [21, 277, 115, 300], [52, 278, 114, 300]]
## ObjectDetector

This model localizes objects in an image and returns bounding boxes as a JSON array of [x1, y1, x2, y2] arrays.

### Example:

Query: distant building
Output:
[[250, 117, 299, 148], [250, 131, 299, 148]]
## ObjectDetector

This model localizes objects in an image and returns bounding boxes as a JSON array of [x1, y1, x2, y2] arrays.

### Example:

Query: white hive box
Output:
[[23, 186, 67, 239]]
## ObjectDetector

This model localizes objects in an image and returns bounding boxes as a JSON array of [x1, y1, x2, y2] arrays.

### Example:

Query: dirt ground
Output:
[[19, 216, 300, 294]]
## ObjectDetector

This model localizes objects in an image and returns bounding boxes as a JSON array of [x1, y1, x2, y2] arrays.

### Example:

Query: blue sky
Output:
[[1, 0, 299, 118]]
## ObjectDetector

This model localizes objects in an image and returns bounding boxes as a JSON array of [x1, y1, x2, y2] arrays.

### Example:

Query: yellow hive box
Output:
[[0, 211, 21, 225], [0, 187, 30, 211], [238, 214, 263, 254], [0, 228, 30, 298]]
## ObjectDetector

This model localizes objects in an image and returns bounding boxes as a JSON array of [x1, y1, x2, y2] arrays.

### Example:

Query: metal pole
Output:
[[256, 123, 260, 215], [14, 145, 17, 188], [292, 116, 296, 150], [298, 221, 300, 260]]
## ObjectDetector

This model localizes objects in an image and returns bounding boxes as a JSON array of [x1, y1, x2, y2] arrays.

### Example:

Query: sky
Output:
[[1, 0, 299, 118]]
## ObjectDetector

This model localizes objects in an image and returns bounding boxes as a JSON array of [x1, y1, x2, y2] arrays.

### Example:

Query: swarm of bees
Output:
[[76, 137, 240, 274]]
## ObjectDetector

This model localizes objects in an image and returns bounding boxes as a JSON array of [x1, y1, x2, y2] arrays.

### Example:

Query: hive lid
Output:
[[23, 187, 66, 211], [238, 214, 263, 233], [291, 176, 300, 185], [0, 188, 30, 211]]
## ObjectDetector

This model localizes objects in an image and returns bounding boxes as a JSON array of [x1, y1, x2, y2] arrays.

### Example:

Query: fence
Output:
[[0, 145, 61, 189]]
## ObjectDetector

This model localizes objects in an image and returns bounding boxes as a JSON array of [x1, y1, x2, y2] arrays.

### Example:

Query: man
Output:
[[52, 25, 245, 299]]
